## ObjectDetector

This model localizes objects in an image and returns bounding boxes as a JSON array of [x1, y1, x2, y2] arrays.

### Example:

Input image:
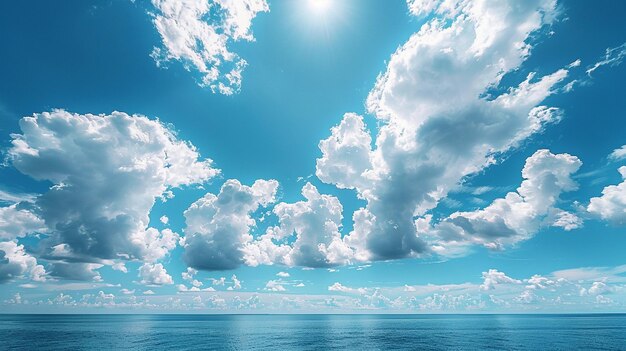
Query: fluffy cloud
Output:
[[317, 0, 571, 262], [138, 262, 173, 285], [151, 0, 269, 94], [245, 183, 353, 268], [264, 280, 286, 292], [0, 241, 46, 283], [480, 269, 521, 291], [0, 204, 46, 240], [424, 150, 582, 255], [8, 110, 216, 276], [587, 166, 626, 224], [183, 179, 278, 270]]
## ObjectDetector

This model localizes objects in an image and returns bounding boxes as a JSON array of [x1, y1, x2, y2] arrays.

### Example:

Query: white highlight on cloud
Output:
[[150, 0, 269, 94], [7, 110, 218, 279], [183, 179, 278, 270], [587, 166, 626, 225], [138, 263, 174, 285], [317, 0, 572, 262]]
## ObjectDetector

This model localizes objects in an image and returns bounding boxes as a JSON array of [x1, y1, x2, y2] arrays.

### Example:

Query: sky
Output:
[[0, 0, 626, 313]]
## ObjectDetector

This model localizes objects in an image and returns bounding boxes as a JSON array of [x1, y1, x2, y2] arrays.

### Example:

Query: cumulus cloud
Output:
[[587, 166, 626, 225], [7, 110, 216, 277], [183, 179, 278, 270], [245, 183, 353, 268], [150, 0, 269, 94], [317, 0, 572, 262], [264, 280, 286, 292], [480, 269, 521, 291], [0, 241, 46, 283], [424, 150, 582, 255], [138, 263, 173, 285], [0, 204, 46, 240]]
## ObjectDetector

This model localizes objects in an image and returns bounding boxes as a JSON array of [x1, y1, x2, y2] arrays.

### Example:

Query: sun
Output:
[[308, 0, 333, 13]]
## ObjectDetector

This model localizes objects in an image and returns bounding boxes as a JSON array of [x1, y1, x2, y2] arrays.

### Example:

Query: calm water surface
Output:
[[0, 314, 625, 350]]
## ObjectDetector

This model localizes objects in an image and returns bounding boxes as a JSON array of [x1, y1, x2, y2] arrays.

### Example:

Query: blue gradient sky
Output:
[[1, 0, 626, 313]]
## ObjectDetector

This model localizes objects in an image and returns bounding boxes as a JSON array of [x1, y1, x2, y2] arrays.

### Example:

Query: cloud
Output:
[[586, 42, 626, 76], [609, 145, 626, 162], [245, 183, 353, 268], [276, 271, 290, 278], [0, 204, 46, 241], [50, 262, 102, 282], [264, 280, 286, 292], [150, 0, 269, 94], [317, 0, 571, 262], [183, 179, 278, 270], [0, 241, 46, 283], [480, 269, 521, 290], [424, 149, 582, 255], [138, 263, 173, 285], [587, 166, 626, 225], [7, 110, 216, 275], [328, 282, 367, 295]]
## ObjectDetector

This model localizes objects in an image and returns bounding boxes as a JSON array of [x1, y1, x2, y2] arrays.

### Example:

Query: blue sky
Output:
[[1, 0, 626, 313]]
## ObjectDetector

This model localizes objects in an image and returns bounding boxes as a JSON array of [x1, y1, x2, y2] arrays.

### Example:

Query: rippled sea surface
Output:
[[1, 314, 625, 350]]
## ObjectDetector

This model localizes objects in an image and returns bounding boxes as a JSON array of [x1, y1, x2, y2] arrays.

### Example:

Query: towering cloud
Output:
[[317, 0, 572, 261]]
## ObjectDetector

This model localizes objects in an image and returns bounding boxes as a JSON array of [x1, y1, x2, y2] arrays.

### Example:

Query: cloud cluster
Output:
[[183, 179, 278, 270], [151, 0, 269, 94], [423, 149, 582, 255], [0, 241, 46, 283], [6, 110, 218, 280], [316, 0, 572, 261]]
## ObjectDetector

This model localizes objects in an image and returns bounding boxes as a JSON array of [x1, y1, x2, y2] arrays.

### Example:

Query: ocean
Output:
[[0, 314, 625, 350]]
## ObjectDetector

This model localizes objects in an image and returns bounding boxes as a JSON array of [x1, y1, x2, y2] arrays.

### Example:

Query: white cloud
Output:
[[8, 110, 217, 277], [328, 282, 366, 295], [230, 274, 241, 290], [264, 280, 286, 292], [587, 166, 626, 225], [0, 241, 46, 283], [121, 288, 135, 295], [276, 271, 290, 278], [0, 204, 46, 241], [609, 145, 626, 162], [150, 0, 269, 94], [183, 179, 278, 270], [245, 183, 353, 268], [317, 0, 571, 262], [480, 269, 521, 291], [160, 215, 169, 225], [586, 42, 626, 76], [424, 149, 582, 255], [138, 263, 173, 285], [111, 262, 128, 273]]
